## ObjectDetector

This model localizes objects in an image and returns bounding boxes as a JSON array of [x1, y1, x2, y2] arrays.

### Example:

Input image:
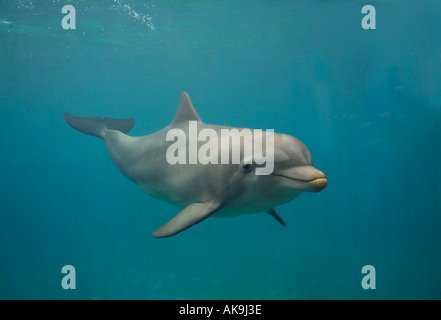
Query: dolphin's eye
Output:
[[242, 163, 253, 172]]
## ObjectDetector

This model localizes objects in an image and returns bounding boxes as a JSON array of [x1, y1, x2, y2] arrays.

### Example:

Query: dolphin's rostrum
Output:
[[64, 92, 327, 238]]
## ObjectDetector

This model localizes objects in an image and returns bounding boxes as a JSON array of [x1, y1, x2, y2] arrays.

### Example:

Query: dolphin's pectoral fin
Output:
[[267, 208, 286, 227], [152, 199, 222, 238]]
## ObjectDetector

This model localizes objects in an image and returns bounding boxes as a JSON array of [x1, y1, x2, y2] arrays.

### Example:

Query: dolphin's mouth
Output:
[[304, 177, 328, 192], [271, 166, 328, 192]]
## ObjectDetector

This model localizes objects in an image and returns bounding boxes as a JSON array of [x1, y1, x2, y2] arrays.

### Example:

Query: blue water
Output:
[[1, 0, 440, 300]]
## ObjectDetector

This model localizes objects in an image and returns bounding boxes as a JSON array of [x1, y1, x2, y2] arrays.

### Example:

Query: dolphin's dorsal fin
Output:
[[170, 92, 202, 126]]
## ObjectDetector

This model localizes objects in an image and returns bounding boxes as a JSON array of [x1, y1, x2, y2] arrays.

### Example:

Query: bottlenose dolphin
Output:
[[64, 92, 327, 238]]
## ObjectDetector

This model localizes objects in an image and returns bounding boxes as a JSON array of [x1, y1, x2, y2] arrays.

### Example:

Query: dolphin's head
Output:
[[231, 133, 327, 211], [269, 134, 327, 193]]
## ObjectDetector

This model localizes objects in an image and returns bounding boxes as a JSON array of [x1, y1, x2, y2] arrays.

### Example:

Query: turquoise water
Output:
[[1, 0, 440, 299]]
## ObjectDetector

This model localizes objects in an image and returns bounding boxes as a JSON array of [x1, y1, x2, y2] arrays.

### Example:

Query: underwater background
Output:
[[0, 0, 440, 299]]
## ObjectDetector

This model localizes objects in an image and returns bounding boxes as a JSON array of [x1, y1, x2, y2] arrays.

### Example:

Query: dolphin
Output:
[[63, 92, 327, 238]]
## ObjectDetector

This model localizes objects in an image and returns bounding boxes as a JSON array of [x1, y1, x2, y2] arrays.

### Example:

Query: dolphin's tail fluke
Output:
[[63, 113, 135, 139]]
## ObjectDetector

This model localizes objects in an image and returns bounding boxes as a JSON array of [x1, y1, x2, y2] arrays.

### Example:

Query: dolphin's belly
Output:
[[136, 162, 226, 208], [213, 189, 302, 218], [138, 181, 199, 208], [212, 208, 258, 218]]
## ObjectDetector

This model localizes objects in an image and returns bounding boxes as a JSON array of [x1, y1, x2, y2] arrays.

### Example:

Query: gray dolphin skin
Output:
[[64, 92, 327, 238]]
